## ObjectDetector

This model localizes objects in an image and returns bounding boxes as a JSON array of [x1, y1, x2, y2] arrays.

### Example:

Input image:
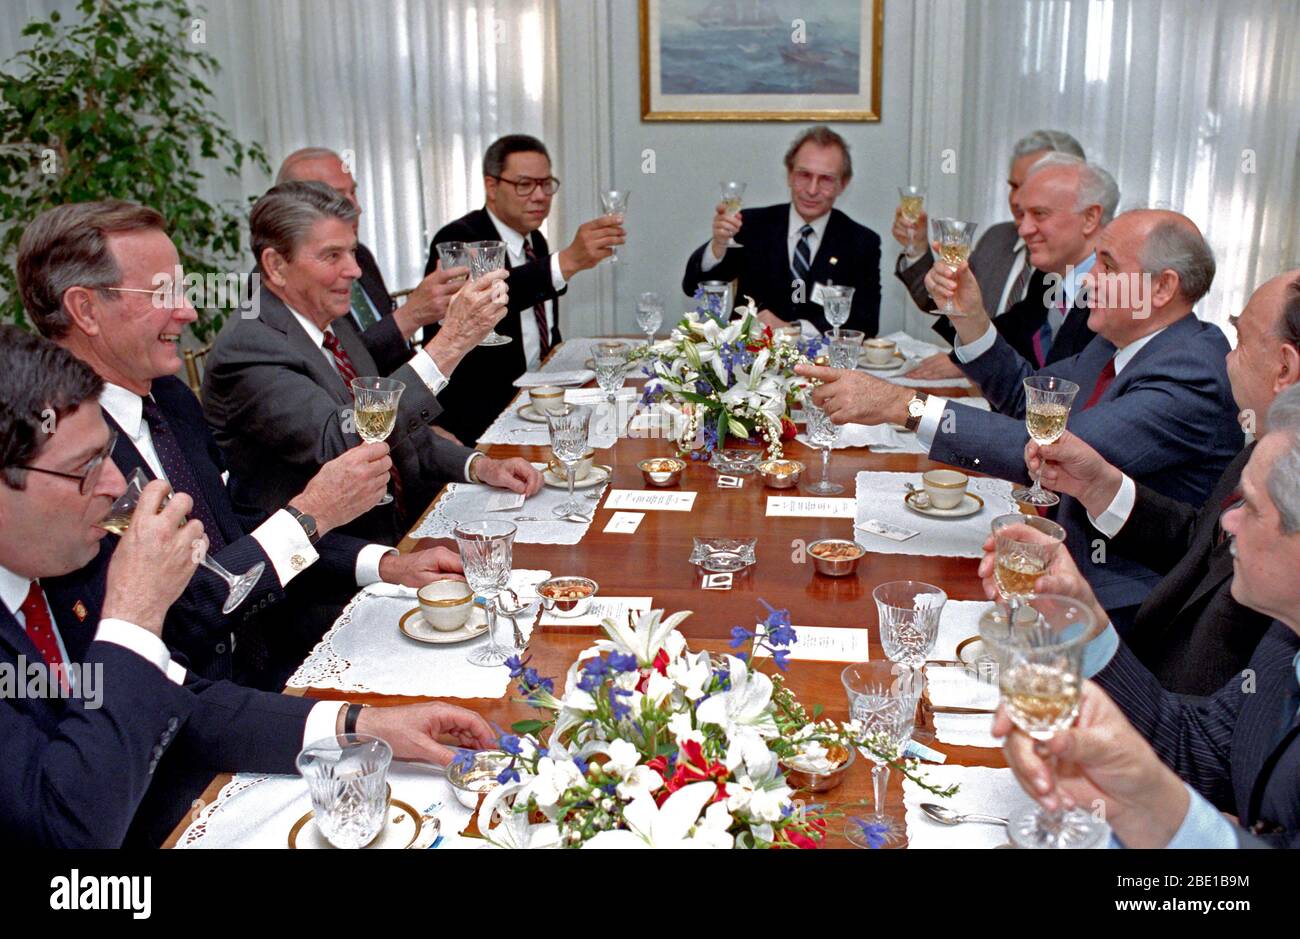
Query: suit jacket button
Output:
[[973, 458, 981, 465], [215, 642, 227, 654], [291, 553, 308, 571]]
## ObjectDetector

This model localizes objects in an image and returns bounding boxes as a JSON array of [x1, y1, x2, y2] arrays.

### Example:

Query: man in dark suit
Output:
[[798, 210, 1243, 623], [895, 130, 1086, 380], [990, 390, 1300, 846], [425, 134, 625, 445], [0, 329, 495, 847], [16, 200, 474, 686], [682, 125, 882, 338], [203, 181, 543, 546], [1023, 270, 1300, 693]]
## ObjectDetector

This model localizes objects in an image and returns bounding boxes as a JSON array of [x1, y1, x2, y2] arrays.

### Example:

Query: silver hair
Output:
[[1026, 152, 1120, 225], [250, 180, 358, 264], [1137, 218, 1216, 305], [276, 147, 344, 185], [1265, 383, 1300, 534], [1008, 129, 1086, 174]]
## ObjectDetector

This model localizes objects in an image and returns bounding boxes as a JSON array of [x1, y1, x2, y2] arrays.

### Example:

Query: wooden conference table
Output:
[[167, 346, 1007, 849]]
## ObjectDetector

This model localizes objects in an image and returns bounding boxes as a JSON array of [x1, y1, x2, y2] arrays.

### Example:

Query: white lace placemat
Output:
[[903, 765, 1037, 849], [476, 389, 632, 449], [869, 331, 974, 389], [287, 572, 549, 696], [931, 599, 993, 662], [409, 481, 599, 545], [796, 399, 987, 455], [853, 470, 1017, 558], [175, 764, 483, 849]]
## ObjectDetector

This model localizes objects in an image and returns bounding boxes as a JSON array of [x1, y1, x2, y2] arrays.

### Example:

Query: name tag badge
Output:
[[809, 282, 830, 307]]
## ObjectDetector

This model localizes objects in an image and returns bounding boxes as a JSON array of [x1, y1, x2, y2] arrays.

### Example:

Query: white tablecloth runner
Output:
[[410, 481, 599, 545], [902, 765, 1033, 849], [853, 471, 1017, 558], [796, 399, 987, 455]]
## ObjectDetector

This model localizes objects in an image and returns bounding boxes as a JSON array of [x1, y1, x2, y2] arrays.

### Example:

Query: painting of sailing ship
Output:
[[640, 0, 883, 121]]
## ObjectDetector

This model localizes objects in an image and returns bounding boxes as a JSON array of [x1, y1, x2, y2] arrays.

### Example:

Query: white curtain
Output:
[[907, 0, 1300, 337]]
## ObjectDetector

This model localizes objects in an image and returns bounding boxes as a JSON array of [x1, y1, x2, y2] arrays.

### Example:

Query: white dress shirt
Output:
[[485, 207, 568, 371], [994, 238, 1031, 314]]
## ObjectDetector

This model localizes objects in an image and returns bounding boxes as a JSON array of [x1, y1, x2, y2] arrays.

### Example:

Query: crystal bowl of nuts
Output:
[[807, 539, 866, 577], [758, 458, 805, 489], [638, 457, 685, 487], [537, 576, 599, 617]]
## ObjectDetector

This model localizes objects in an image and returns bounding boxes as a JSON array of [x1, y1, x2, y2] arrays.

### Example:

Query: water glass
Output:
[[454, 520, 518, 667], [826, 328, 865, 369], [875, 580, 947, 671], [296, 734, 392, 849], [546, 404, 593, 517], [803, 402, 843, 495], [841, 661, 921, 847], [637, 292, 664, 343]]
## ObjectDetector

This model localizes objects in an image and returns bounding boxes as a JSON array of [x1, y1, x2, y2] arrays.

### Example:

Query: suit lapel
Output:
[[0, 597, 43, 665], [1179, 447, 1251, 613], [259, 287, 354, 403], [1239, 631, 1300, 824]]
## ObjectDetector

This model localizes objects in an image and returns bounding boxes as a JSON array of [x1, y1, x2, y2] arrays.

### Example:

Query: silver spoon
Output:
[[921, 803, 1006, 826], [903, 481, 932, 507]]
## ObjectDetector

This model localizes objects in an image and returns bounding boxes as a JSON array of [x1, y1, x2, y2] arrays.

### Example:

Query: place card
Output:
[[717, 475, 743, 489], [603, 489, 698, 512], [751, 625, 870, 663], [603, 511, 644, 534], [539, 596, 653, 627], [856, 519, 920, 542], [701, 573, 733, 590], [484, 492, 526, 512], [765, 496, 857, 518]]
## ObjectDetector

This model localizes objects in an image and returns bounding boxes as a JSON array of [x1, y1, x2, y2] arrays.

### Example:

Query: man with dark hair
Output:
[[682, 124, 882, 338], [423, 133, 625, 445], [0, 325, 497, 847], [17, 199, 470, 687]]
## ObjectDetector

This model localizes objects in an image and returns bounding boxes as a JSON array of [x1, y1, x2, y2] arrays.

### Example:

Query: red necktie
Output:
[[322, 329, 359, 388], [20, 581, 69, 691], [522, 240, 552, 359], [1081, 357, 1116, 410]]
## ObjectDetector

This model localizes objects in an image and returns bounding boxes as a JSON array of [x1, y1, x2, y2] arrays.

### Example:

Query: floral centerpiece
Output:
[[461, 603, 956, 849], [632, 293, 822, 460]]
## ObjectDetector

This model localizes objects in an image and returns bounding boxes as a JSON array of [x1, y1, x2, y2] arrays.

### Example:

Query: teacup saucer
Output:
[[531, 462, 612, 490], [288, 798, 424, 849], [398, 605, 489, 644], [903, 490, 985, 519], [859, 352, 907, 372], [517, 403, 571, 423], [955, 635, 990, 669]]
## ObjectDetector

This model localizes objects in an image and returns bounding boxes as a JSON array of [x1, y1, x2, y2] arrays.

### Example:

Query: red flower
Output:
[[636, 648, 672, 693], [774, 815, 826, 850], [669, 740, 730, 803], [779, 417, 797, 440]]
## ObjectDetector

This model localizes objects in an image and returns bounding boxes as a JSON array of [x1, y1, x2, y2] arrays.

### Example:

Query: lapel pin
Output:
[[829, 257, 838, 266], [73, 600, 88, 622]]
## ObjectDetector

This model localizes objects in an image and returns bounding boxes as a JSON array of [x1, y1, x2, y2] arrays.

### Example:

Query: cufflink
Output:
[[291, 554, 307, 571]]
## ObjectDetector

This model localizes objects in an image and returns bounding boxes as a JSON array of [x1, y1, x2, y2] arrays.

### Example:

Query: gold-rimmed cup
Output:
[[549, 447, 595, 481], [922, 469, 969, 510], [529, 385, 566, 415], [417, 580, 475, 632], [863, 338, 898, 366]]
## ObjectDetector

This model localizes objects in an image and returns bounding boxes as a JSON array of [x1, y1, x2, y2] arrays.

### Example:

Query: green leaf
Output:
[[812, 703, 824, 720], [511, 720, 546, 735]]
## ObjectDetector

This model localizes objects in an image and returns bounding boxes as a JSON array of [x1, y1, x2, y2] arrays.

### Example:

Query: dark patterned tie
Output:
[[350, 281, 378, 331], [1003, 257, 1033, 312], [791, 224, 814, 288], [322, 329, 359, 387], [1033, 300, 1061, 366], [522, 239, 552, 359], [140, 395, 227, 553], [1081, 357, 1117, 410], [21, 581, 69, 691]]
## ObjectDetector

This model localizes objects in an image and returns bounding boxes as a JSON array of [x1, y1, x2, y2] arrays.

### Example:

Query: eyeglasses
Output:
[[103, 279, 189, 310], [791, 169, 842, 193], [13, 429, 118, 495], [490, 175, 561, 197]]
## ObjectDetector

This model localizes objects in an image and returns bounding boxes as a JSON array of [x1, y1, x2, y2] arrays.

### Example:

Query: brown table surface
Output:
[[166, 351, 1006, 849]]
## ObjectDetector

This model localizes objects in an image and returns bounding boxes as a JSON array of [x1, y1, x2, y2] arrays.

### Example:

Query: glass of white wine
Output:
[[351, 377, 405, 506], [898, 185, 925, 243], [978, 594, 1105, 849], [719, 180, 746, 248], [1013, 376, 1080, 507], [930, 218, 979, 317], [101, 468, 265, 614], [599, 189, 630, 263], [466, 240, 511, 347], [990, 513, 1066, 607]]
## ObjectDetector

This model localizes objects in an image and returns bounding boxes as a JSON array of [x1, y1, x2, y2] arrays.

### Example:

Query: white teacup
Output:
[[529, 386, 566, 415], [863, 338, 897, 366], [417, 580, 475, 632], [549, 448, 595, 481], [922, 469, 969, 510]]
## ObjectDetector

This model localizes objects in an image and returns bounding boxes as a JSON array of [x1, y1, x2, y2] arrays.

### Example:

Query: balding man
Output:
[[1023, 271, 1300, 693], [797, 209, 1243, 625]]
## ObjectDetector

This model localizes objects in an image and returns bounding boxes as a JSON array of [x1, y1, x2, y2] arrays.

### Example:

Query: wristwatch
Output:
[[904, 392, 929, 432], [284, 505, 321, 545]]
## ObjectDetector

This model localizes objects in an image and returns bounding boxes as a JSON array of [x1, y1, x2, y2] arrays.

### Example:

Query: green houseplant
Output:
[[0, 0, 269, 339]]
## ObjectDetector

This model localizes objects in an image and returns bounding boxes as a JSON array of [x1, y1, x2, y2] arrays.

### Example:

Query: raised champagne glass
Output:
[[102, 467, 264, 614], [719, 180, 746, 248], [803, 401, 843, 495], [898, 185, 925, 252], [350, 376, 405, 506], [546, 404, 593, 518], [454, 520, 518, 668], [931, 218, 979, 317], [990, 514, 1066, 608], [466, 240, 511, 347], [1013, 376, 1080, 507], [599, 189, 630, 263], [978, 594, 1106, 849], [841, 660, 923, 847]]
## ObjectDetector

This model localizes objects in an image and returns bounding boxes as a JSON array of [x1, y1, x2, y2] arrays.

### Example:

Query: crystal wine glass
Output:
[[1013, 376, 1081, 507], [991, 513, 1066, 609], [978, 594, 1106, 849], [931, 218, 979, 317], [876, 580, 947, 745], [699, 280, 733, 321], [350, 376, 404, 506], [546, 404, 592, 518], [466, 240, 511, 347], [719, 180, 746, 248], [841, 660, 922, 847], [636, 292, 664, 345], [296, 734, 392, 849], [898, 185, 925, 228], [102, 468, 264, 614], [821, 284, 855, 339], [435, 241, 470, 285], [593, 354, 627, 406], [454, 520, 518, 668], [599, 189, 630, 263], [826, 329, 865, 369], [803, 401, 843, 495]]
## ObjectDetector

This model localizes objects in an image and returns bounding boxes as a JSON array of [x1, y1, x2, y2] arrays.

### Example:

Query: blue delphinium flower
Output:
[[710, 667, 731, 691], [496, 765, 522, 785], [572, 755, 589, 774], [853, 818, 890, 849], [772, 648, 791, 672], [607, 651, 638, 674], [577, 656, 610, 693], [450, 749, 477, 774], [610, 687, 634, 721], [729, 625, 755, 649], [780, 803, 795, 819], [504, 655, 525, 678], [499, 734, 523, 756]]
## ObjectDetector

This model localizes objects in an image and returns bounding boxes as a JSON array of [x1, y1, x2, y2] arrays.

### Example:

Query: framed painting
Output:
[[640, 0, 884, 122]]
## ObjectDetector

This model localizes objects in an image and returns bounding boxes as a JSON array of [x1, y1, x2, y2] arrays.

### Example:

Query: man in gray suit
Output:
[[203, 181, 542, 546], [896, 130, 1085, 380], [798, 209, 1243, 625]]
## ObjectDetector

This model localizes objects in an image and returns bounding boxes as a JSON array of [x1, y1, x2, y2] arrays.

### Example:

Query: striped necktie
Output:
[[140, 395, 228, 554], [1004, 258, 1033, 312], [791, 224, 814, 287], [322, 329, 359, 387]]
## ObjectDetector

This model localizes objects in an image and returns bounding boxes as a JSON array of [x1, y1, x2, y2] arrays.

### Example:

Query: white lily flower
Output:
[[666, 709, 704, 746], [518, 756, 585, 809], [581, 781, 733, 849], [478, 782, 562, 849], [595, 608, 693, 667], [666, 648, 713, 701], [604, 739, 641, 778], [694, 654, 779, 740], [614, 763, 664, 801]]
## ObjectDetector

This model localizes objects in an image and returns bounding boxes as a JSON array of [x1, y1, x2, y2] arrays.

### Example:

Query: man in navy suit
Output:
[[425, 134, 626, 445], [16, 200, 471, 687], [798, 209, 1243, 624], [682, 125, 882, 338], [0, 328, 495, 847], [986, 385, 1300, 847]]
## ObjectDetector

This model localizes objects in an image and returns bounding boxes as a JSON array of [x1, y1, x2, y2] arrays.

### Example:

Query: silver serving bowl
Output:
[[537, 576, 598, 617], [758, 459, 804, 489], [638, 457, 685, 487], [807, 538, 866, 577], [446, 750, 512, 808]]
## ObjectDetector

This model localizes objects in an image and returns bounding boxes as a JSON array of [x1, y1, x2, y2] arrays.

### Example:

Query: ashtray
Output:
[[709, 449, 763, 475], [690, 537, 757, 572]]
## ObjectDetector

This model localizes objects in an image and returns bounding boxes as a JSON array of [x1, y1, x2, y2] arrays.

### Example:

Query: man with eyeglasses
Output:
[[683, 124, 882, 338], [424, 133, 626, 445]]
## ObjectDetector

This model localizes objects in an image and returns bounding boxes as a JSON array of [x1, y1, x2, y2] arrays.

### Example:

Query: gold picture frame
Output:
[[640, 0, 884, 122]]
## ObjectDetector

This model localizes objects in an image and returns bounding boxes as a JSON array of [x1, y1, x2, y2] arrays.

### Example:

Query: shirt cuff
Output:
[[356, 544, 396, 586], [797, 319, 819, 341], [465, 450, 484, 483], [303, 701, 348, 748], [698, 244, 723, 272], [901, 248, 930, 266], [410, 349, 450, 396], [953, 323, 998, 363], [915, 394, 951, 451], [95, 618, 180, 683], [549, 252, 567, 292], [1087, 475, 1136, 539], [251, 510, 319, 586], [1082, 622, 1121, 678], [1164, 785, 1239, 849]]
